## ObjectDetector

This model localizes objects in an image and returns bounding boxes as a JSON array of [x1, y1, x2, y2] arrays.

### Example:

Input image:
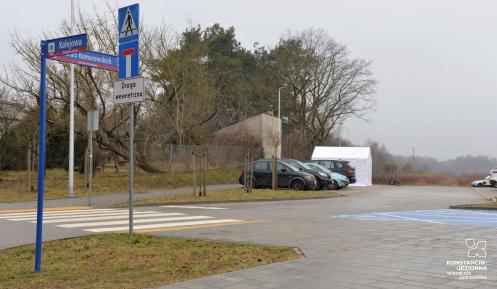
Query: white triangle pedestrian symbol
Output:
[[120, 8, 138, 38]]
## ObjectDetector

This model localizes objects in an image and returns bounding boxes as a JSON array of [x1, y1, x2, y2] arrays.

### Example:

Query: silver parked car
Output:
[[306, 162, 349, 189]]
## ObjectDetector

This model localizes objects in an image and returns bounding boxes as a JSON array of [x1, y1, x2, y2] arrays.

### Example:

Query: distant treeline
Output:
[[361, 140, 495, 176]]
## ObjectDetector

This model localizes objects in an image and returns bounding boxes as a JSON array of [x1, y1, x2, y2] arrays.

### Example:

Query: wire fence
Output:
[[146, 144, 263, 173]]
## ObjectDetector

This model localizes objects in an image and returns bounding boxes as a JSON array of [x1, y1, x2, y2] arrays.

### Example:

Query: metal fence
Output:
[[145, 144, 263, 173]]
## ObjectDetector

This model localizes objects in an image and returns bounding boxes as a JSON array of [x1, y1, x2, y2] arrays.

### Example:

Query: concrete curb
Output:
[[449, 204, 497, 210], [111, 194, 345, 208]]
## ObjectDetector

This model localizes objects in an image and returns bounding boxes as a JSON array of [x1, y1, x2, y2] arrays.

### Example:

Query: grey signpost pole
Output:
[[88, 114, 93, 207], [87, 110, 98, 207], [117, 3, 140, 236], [129, 103, 134, 234]]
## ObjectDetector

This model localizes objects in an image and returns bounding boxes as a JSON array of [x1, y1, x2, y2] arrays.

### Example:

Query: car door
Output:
[[276, 162, 292, 187], [253, 161, 271, 187]]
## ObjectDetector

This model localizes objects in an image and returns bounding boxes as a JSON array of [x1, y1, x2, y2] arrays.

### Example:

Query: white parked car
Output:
[[491, 167, 497, 177], [489, 168, 497, 186], [472, 176, 493, 187]]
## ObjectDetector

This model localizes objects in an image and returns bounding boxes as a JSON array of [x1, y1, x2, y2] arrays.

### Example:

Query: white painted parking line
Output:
[[85, 219, 243, 232], [376, 212, 442, 224], [40, 213, 185, 224], [161, 205, 228, 210], [7, 211, 162, 221], [59, 216, 214, 228]]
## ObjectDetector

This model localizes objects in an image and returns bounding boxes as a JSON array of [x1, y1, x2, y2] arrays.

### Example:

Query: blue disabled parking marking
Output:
[[330, 209, 497, 227]]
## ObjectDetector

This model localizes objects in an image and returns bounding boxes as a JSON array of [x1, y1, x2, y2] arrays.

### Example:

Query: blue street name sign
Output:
[[118, 4, 139, 44], [51, 51, 118, 72], [45, 33, 88, 57], [118, 41, 139, 79]]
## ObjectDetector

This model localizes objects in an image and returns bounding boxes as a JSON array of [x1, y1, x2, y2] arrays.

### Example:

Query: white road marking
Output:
[[39, 213, 185, 224], [85, 219, 242, 232], [161, 205, 228, 210], [376, 212, 442, 224], [1, 208, 246, 233], [0, 209, 120, 218], [59, 216, 214, 228], [8, 211, 162, 221]]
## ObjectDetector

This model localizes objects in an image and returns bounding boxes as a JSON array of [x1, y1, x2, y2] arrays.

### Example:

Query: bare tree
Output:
[[274, 29, 376, 159], [0, 88, 27, 171], [147, 25, 218, 146], [1, 6, 161, 172]]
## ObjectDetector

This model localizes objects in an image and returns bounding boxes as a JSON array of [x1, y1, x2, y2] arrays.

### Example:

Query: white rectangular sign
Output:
[[87, 110, 99, 131], [113, 77, 144, 104]]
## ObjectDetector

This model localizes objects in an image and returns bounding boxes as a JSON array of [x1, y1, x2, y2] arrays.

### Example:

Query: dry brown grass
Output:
[[373, 173, 482, 187], [0, 166, 239, 202], [0, 234, 299, 289]]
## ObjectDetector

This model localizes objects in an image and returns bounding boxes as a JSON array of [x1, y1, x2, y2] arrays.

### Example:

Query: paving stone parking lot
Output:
[[2, 185, 497, 288], [156, 186, 497, 289]]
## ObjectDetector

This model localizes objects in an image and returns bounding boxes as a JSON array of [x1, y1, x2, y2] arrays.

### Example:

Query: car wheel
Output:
[[478, 182, 484, 187], [329, 180, 338, 190], [291, 180, 305, 191]]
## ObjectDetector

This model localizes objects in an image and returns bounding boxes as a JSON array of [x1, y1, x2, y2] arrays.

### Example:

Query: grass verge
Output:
[[450, 200, 497, 210], [115, 188, 339, 207], [0, 233, 299, 289], [0, 167, 238, 202]]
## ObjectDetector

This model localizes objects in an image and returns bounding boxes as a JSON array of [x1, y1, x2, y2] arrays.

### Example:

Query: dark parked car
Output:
[[239, 159, 318, 190], [310, 159, 356, 183], [280, 159, 335, 190]]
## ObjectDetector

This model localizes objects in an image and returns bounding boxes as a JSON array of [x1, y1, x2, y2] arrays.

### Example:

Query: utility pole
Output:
[[412, 147, 414, 169], [338, 122, 343, 147], [68, 0, 75, 197]]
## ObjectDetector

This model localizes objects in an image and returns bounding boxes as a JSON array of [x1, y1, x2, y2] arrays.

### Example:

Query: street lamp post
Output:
[[277, 87, 284, 158]]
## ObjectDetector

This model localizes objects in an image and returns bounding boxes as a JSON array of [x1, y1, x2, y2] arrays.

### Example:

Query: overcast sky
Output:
[[2, 0, 497, 160]]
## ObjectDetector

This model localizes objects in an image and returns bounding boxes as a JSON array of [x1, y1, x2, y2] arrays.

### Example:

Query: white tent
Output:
[[311, 146, 372, 186]]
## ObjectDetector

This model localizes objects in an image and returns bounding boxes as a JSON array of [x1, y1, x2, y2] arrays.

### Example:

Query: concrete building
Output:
[[213, 113, 282, 159]]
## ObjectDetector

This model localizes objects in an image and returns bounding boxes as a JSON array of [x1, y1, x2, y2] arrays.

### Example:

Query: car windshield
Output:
[[287, 159, 313, 170], [306, 163, 332, 174]]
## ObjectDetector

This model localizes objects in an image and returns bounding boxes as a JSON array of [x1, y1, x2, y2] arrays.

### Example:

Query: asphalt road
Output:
[[1, 185, 496, 289]]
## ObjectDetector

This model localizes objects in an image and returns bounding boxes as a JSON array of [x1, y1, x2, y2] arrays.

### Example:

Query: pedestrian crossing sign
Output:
[[118, 4, 139, 44]]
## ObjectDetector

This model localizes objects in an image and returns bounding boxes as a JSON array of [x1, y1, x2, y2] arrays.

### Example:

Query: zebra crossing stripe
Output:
[[40, 213, 185, 224], [161, 205, 227, 210], [85, 219, 243, 233], [58, 216, 214, 228], [0, 209, 120, 218], [7, 211, 163, 221]]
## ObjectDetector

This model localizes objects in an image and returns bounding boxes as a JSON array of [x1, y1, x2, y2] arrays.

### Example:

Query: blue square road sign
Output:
[[118, 41, 139, 79], [118, 4, 139, 44]]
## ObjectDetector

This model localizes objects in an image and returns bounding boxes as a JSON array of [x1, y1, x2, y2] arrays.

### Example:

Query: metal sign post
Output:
[[35, 33, 88, 273], [35, 40, 47, 273], [87, 110, 99, 207], [117, 3, 140, 235], [128, 104, 134, 233]]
